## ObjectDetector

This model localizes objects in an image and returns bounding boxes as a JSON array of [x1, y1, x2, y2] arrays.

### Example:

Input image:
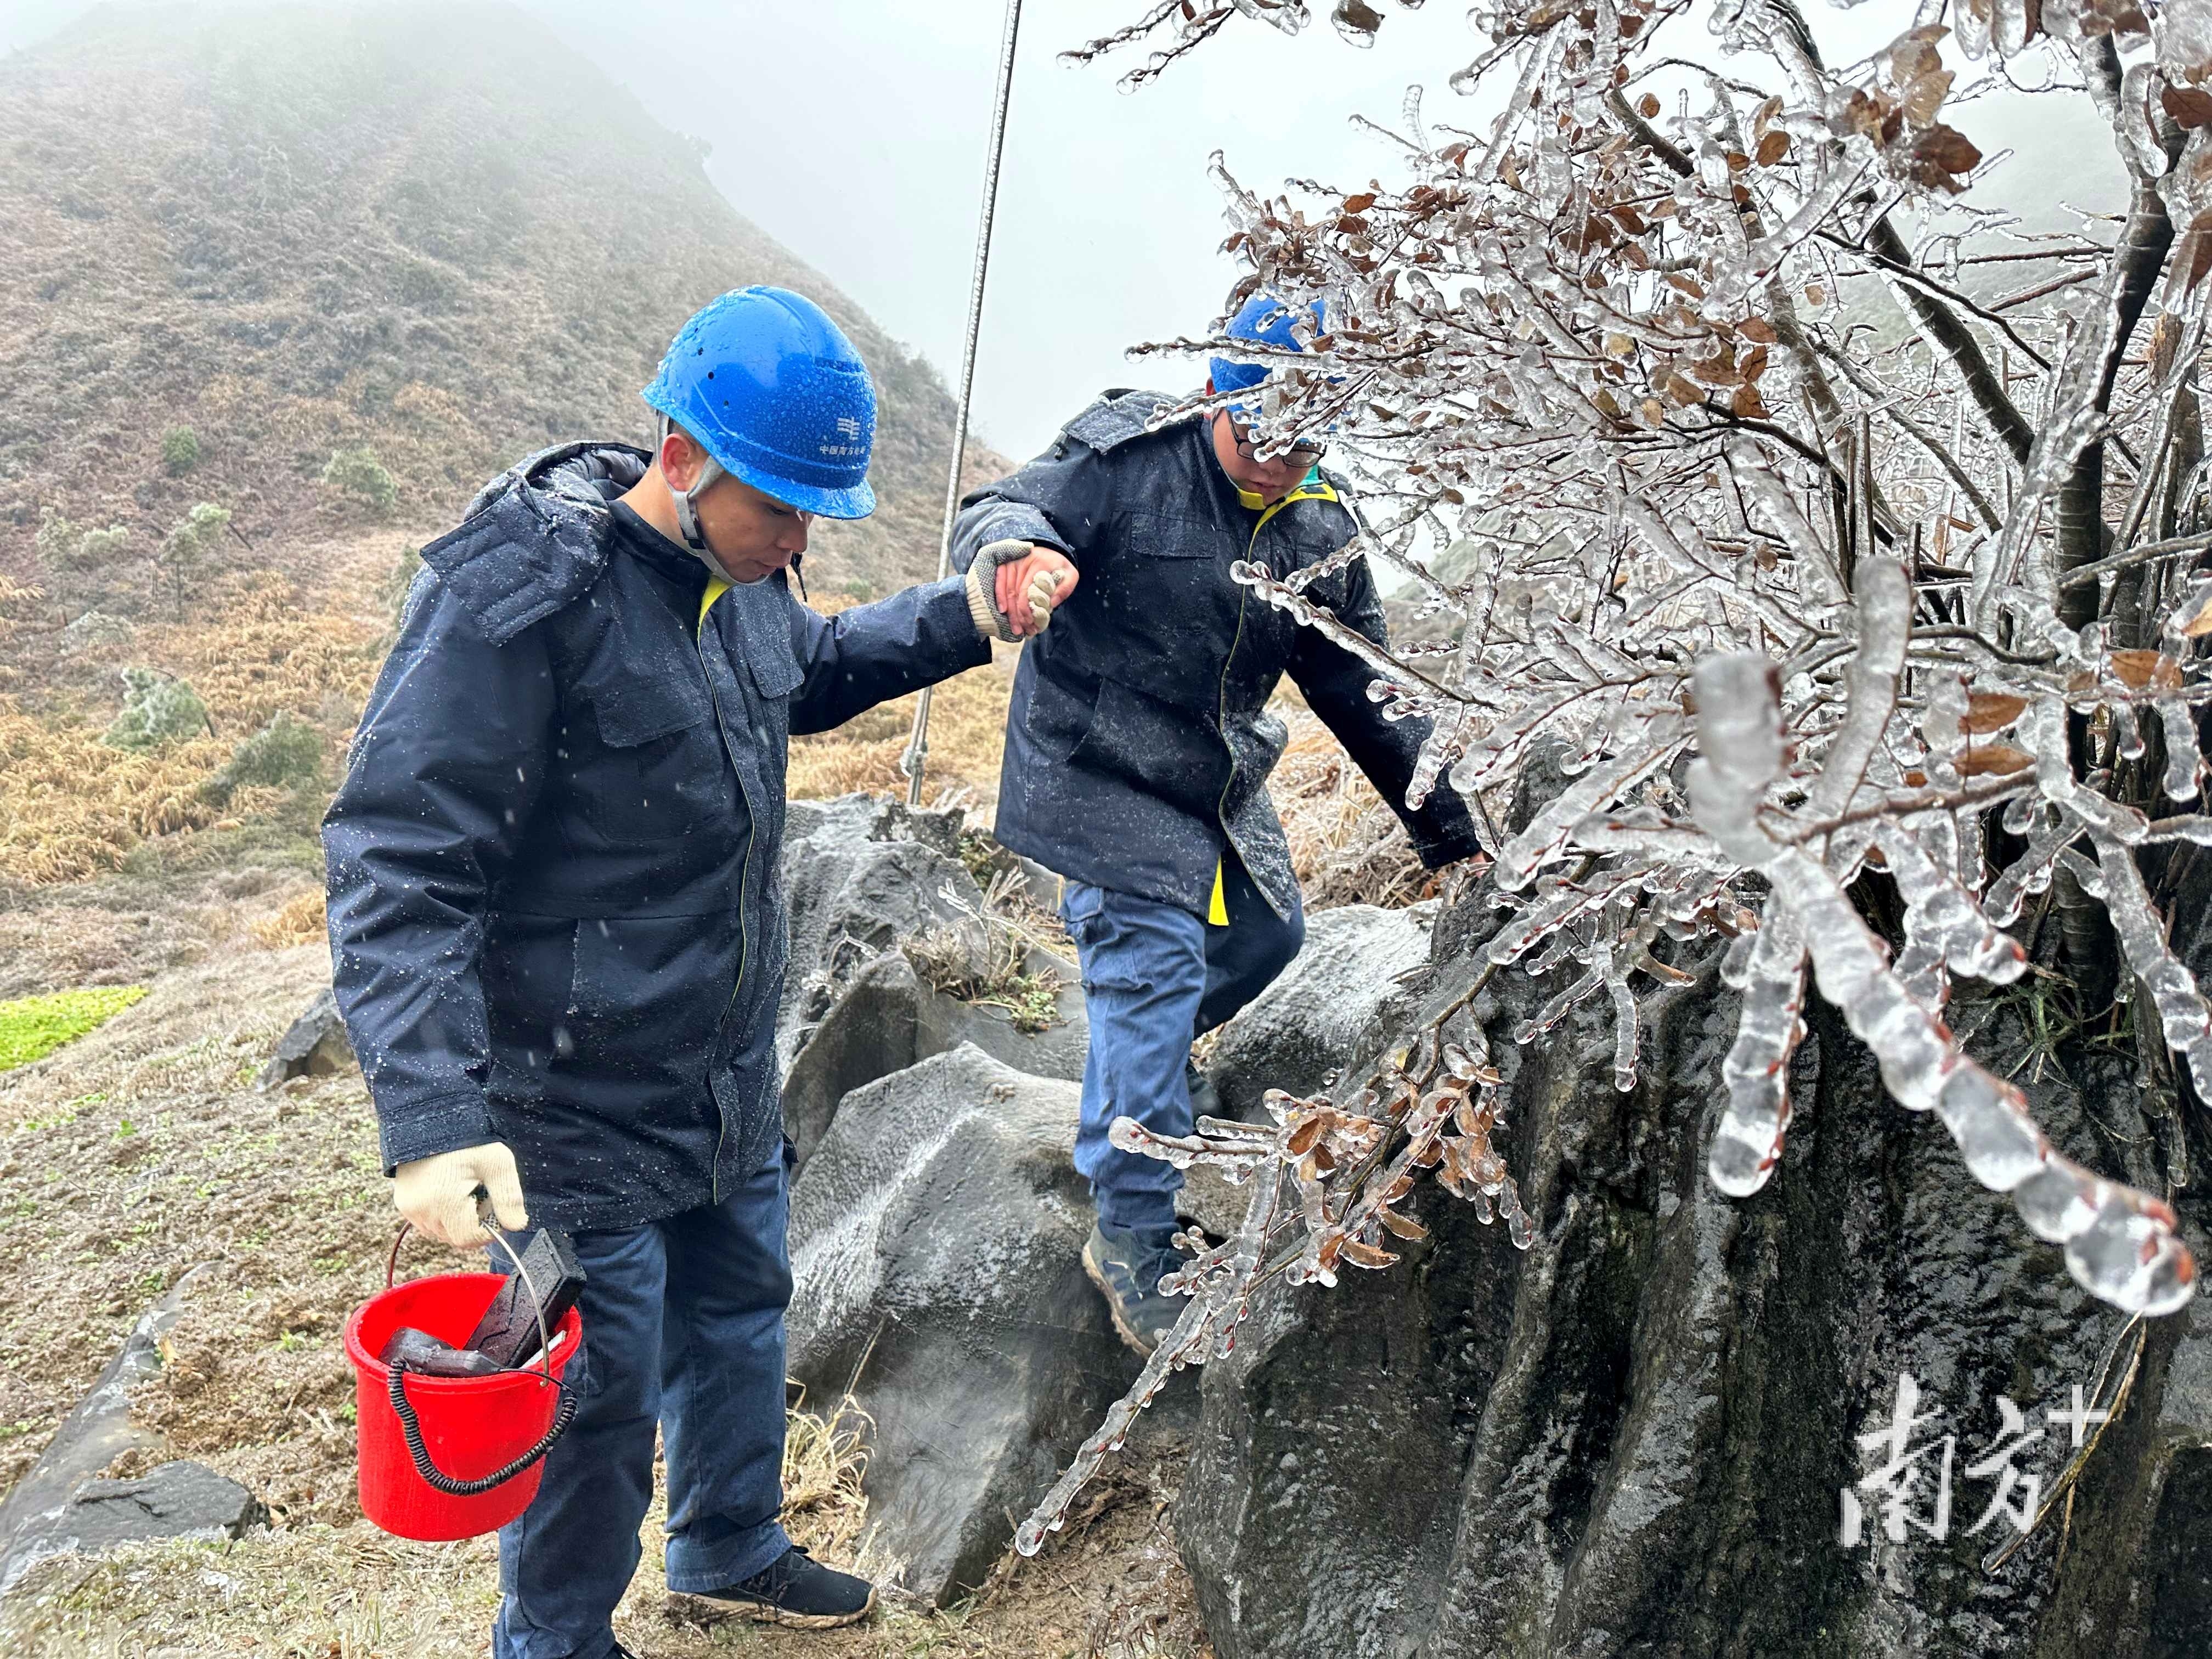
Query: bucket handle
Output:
[[382, 1223, 578, 1498]]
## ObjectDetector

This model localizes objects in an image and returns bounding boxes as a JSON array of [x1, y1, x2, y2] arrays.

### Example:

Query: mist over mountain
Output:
[[0, 1, 998, 601]]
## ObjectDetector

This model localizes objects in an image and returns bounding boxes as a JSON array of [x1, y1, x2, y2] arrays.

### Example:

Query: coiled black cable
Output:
[[387, 1362, 578, 1497]]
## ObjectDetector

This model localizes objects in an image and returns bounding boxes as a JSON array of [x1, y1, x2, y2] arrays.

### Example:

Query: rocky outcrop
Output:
[[1172, 870, 2212, 1658], [0, 1267, 258, 1595], [785, 1045, 1137, 1604], [1202, 901, 1436, 1122], [257, 988, 354, 1089], [781, 947, 1086, 1169], [776, 795, 986, 1069], [1180, 901, 1438, 1237]]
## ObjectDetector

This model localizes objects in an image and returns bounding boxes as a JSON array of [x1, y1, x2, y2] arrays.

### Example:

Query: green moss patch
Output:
[[0, 988, 149, 1073]]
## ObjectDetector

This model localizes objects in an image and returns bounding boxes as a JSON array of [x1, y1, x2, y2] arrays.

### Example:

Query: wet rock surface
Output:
[[0, 1267, 251, 1596], [1202, 901, 1436, 1122], [784, 1045, 1138, 1605], [775, 794, 987, 1069], [1173, 867, 2212, 1658], [256, 987, 354, 1089], [781, 947, 1086, 1170]]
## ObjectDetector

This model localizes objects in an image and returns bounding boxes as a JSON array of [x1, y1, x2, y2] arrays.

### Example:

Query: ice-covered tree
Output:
[[1023, 0, 2212, 1551]]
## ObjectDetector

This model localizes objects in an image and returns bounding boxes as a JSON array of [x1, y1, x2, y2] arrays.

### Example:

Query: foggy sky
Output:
[[8, 1, 2128, 463]]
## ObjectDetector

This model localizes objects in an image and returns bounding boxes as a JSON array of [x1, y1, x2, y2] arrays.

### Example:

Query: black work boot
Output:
[[684, 1545, 876, 1629], [1083, 1221, 1187, 1356]]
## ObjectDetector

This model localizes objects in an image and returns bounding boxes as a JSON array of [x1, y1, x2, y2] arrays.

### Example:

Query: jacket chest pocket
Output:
[[1096, 509, 1241, 710], [583, 673, 727, 841]]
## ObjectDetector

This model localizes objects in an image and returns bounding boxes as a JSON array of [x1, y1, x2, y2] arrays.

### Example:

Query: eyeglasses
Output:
[[1228, 415, 1327, 467]]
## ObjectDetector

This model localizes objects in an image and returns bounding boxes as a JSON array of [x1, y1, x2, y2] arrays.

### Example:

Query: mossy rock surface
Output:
[[0, 986, 148, 1072]]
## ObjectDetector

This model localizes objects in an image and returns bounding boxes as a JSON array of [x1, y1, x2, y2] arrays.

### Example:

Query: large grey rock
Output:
[[776, 794, 985, 1068], [781, 948, 1087, 1169], [52, 1463, 264, 1554], [1173, 862, 2212, 1659], [1203, 901, 1437, 1122], [786, 1045, 1137, 1604], [0, 1267, 247, 1595], [257, 986, 354, 1089]]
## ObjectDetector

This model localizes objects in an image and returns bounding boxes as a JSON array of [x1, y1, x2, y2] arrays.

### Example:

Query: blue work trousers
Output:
[[491, 1152, 794, 1659], [1061, 859, 1304, 1237]]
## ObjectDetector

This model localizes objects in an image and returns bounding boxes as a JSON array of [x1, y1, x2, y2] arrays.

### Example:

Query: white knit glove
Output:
[[966, 540, 1064, 642], [392, 1142, 529, 1248]]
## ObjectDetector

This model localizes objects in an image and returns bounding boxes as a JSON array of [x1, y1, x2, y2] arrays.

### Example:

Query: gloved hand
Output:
[[392, 1141, 529, 1248], [967, 540, 1077, 641]]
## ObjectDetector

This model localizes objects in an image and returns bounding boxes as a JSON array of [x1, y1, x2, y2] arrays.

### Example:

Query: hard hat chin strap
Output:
[[657, 415, 741, 584]]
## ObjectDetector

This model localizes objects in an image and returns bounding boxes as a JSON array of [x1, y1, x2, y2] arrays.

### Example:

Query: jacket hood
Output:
[[422, 442, 653, 647]]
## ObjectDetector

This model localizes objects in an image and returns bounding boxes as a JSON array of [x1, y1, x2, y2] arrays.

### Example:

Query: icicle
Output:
[[1688, 653, 2196, 1317], [2095, 835, 2212, 1094], [1805, 556, 1910, 820], [2158, 697, 2203, 802], [1597, 935, 1640, 1091], [1709, 907, 1808, 1195], [1493, 714, 1688, 890]]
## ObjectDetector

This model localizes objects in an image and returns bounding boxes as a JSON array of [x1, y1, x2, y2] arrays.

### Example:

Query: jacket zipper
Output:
[[1215, 481, 1336, 868], [696, 617, 754, 1205]]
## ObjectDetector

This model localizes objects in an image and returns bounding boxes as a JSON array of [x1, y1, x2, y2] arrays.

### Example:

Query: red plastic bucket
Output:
[[345, 1237, 583, 1542]]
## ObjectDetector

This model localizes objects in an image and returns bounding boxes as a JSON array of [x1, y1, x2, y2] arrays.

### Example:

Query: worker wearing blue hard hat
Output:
[[325, 285, 1070, 1656], [954, 290, 1481, 1355]]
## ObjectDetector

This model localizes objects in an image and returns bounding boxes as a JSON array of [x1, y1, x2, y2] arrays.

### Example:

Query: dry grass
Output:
[[0, 950, 1210, 1659], [250, 889, 328, 951], [1272, 712, 1445, 910], [0, 572, 379, 885], [789, 639, 1018, 814]]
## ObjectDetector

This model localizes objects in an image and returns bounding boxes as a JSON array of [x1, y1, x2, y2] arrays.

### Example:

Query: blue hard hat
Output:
[[642, 286, 877, 520], [1209, 294, 1325, 411]]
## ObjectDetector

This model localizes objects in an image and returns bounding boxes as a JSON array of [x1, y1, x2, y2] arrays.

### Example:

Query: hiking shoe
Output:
[[686, 1546, 876, 1629], [1084, 1221, 1186, 1356]]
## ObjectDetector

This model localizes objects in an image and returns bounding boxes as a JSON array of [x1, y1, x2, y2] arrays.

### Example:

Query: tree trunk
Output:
[[1176, 874, 2212, 1657]]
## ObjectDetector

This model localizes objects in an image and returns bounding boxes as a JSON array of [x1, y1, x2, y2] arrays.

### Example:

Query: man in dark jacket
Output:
[[325, 286, 1065, 1658], [952, 294, 1481, 1354]]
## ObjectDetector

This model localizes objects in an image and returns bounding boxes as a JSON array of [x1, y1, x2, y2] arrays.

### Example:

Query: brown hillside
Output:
[[0, 1, 1020, 893], [0, 0, 1005, 608]]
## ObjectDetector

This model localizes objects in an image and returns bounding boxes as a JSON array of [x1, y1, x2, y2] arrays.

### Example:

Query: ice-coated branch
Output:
[[1689, 654, 2194, 1317]]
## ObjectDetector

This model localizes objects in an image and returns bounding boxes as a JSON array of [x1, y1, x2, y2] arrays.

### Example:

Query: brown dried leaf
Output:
[[1739, 315, 1779, 344], [1901, 67, 1955, 125], [1912, 123, 1984, 178], [2164, 84, 2212, 128], [1755, 129, 1791, 167], [2111, 648, 2164, 688], [1286, 1115, 1327, 1156], [1730, 381, 1770, 419], [2179, 589, 2212, 637], [1964, 691, 2028, 732], [1379, 1208, 1430, 1242], [1637, 92, 1661, 118], [1338, 1237, 1401, 1271], [1343, 191, 1379, 212], [1957, 744, 2036, 776]]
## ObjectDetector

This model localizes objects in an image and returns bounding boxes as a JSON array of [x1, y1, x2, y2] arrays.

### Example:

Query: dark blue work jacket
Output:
[[952, 390, 1481, 920], [324, 443, 988, 1230]]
